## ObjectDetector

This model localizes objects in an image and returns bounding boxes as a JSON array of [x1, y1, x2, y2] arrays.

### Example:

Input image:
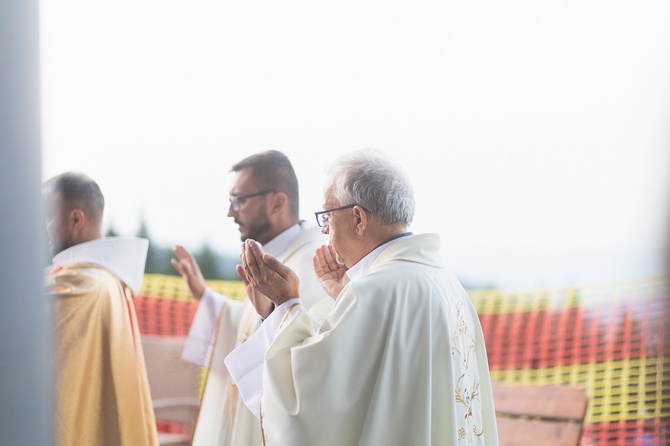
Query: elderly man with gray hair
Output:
[[225, 149, 499, 446]]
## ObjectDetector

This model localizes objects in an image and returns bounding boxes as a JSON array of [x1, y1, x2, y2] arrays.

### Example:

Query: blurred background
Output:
[[40, 1, 670, 290], [3, 2, 669, 444]]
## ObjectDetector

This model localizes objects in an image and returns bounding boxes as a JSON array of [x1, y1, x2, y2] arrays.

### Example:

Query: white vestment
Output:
[[226, 233, 499, 446], [186, 224, 332, 446]]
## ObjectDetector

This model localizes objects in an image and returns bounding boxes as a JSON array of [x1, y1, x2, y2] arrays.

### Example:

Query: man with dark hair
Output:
[[171, 150, 332, 446], [231, 150, 300, 219], [43, 172, 158, 446]]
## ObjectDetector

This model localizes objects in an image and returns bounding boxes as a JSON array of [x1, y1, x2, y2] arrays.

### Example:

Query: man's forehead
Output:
[[322, 189, 338, 207], [229, 168, 258, 194]]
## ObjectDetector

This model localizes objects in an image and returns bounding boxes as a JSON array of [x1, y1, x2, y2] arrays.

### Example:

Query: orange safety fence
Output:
[[135, 274, 670, 445]]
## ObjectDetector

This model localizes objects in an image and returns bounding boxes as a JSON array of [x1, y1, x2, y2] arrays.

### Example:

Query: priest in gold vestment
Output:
[[226, 149, 499, 446], [43, 172, 158, 446]]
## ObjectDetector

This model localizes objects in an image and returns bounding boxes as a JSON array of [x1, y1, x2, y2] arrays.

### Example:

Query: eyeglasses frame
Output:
[[314, 204, 371, 227], [229, 189, 275, 211]]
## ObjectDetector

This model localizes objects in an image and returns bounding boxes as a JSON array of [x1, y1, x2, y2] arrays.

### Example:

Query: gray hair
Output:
[[325, 149, 415, 226]]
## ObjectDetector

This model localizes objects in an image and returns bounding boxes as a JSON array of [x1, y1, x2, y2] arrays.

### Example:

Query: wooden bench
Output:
[[492, 382, 588, 446], [142, 335, 202, 446]]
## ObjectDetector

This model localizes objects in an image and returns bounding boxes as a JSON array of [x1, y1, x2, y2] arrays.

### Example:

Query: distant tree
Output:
[[136, 218, 150, 239], [132, 217, 240, 280], [136, 217, 176, 276], [219, 253, 242, 281], [105, 222, 119, 237], [195, 243, 220, 280]]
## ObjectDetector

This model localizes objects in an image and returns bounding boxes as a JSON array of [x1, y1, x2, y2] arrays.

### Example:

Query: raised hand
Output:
[[241, 239, 299, 306], [313, 244, 349, 299], [170, 245, 206, 300], [236, 263, 274, 318]]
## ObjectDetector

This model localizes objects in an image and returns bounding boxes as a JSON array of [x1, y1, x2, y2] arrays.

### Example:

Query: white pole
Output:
[[0, 1, 52, 444]]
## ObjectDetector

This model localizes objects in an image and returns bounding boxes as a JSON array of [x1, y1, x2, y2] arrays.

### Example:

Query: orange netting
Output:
[[135, 274, 670, 445]]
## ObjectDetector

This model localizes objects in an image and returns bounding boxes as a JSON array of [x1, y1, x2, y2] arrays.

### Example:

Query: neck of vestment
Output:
[[51, 236, 149, 294]]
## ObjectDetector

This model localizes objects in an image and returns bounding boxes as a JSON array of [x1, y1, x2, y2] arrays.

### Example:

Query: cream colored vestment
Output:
[[46, 237, 158, 446], [227, 234, 499, 446], [186, 225, 332, 446]]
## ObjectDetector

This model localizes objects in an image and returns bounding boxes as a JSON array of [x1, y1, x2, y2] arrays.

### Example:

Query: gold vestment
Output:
[[47, 239, 158, 446]]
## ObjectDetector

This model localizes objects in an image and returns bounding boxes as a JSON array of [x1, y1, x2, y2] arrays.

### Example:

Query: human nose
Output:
[[321, 224, 329, 235], [227, 203, 236, 218]]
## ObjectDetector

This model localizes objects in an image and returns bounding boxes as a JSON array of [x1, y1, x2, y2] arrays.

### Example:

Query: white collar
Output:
[[261, 222, 305, 257], [346, 233, 413, 282], [52, 237, 149, 294]]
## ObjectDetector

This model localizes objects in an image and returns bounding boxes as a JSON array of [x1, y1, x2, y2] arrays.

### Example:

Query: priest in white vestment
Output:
[[171, 150, 332, 446], [226, 149, 499, 446]]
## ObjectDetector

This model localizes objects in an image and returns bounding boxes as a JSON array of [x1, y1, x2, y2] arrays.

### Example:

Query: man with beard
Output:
[[43, 172, 158, 446], [171, 150, 332, 446]]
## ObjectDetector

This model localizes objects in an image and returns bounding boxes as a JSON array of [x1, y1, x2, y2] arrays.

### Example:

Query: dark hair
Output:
[[232, 150, 299, 218], [43, 172, 105, 222]]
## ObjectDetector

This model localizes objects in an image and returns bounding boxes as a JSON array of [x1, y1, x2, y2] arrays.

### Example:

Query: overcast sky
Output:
[[39, 1, 670, 290]]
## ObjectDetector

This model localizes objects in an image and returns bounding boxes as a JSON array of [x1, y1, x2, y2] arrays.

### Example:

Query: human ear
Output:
[[69, 208, 86, 230], [272, 192, 287, 212], [353, 205, 367, 235]]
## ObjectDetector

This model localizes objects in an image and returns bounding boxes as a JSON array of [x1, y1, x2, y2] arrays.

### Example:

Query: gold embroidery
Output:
[[190, 304, 228, 442], [449, 296, 485, 443], [276, 303, 300, 334], [456, 309, 467, 334], [259, 388, 266, 446], [473, 424, 484, 437]]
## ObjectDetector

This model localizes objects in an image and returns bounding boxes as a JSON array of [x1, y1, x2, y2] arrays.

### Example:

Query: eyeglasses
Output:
[[314, 204, 371, 227], [228, 189, 275, 211]]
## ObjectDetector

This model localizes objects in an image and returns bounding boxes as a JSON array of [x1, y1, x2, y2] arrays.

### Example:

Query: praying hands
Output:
[[313, 244, 349, 299], [239, 239, 300, 308]]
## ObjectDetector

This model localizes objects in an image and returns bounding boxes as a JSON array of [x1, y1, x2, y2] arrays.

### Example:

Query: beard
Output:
[[236, 206, 273, 243], [49, 233, 76, 257]]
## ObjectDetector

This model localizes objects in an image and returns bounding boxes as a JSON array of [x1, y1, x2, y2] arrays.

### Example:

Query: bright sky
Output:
[[39, 1, 670, 290]]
